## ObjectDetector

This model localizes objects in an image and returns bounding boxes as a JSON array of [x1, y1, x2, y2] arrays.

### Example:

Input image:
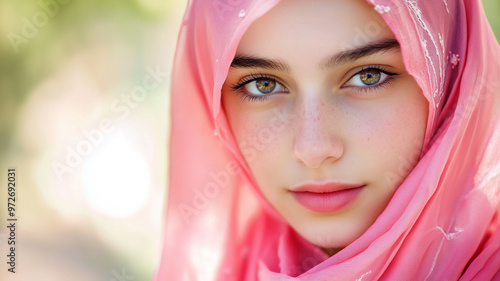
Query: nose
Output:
[[292, 97, 344, 169]]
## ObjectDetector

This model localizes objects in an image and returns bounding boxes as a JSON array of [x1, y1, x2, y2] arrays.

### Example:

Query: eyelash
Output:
[[230, 66, 399, 102], [229, 73, 283, 102], [343, 65, 399, 93]]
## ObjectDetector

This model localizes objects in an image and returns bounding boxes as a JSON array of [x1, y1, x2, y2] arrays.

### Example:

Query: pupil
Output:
[[360, 69, 381, 85], [256, 79, 276, 93]]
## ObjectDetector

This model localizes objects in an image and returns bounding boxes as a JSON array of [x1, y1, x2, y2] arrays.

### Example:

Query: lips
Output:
[[290, 182, 364, 212]]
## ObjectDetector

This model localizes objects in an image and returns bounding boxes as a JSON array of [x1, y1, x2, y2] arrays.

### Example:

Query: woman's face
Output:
[[222, 0, 428, 253]]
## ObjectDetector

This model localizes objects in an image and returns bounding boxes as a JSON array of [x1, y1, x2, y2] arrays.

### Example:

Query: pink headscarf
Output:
[[155, 0, 500, 280]]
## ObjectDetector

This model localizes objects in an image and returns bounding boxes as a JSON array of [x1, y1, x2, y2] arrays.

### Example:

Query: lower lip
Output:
[[291, 187, 364, 213]]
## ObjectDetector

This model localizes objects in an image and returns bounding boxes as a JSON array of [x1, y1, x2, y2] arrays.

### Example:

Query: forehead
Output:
[[236, 0, 395, 61]]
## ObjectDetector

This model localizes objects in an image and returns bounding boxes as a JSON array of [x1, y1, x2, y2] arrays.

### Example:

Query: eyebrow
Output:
[[230, 38, 400, 72], [322, 38, 400, 68], [230, 55, 291, 72]]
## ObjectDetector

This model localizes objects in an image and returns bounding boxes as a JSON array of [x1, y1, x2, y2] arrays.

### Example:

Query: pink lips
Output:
[[290, 182, 364, 212]]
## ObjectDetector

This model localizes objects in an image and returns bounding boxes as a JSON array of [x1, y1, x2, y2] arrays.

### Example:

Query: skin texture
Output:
[[222, 0, 428, 255]]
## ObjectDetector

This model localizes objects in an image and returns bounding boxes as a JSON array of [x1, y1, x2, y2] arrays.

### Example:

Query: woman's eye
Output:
[[345, 68, 389, 87], [243, 78, 286, 95]]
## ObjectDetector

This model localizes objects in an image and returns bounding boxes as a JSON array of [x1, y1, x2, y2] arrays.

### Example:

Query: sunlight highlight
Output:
[[81, 133, 151, 218]]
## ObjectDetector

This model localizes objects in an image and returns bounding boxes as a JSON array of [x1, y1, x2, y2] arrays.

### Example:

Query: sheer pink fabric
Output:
[[154, 0, 500, 280]]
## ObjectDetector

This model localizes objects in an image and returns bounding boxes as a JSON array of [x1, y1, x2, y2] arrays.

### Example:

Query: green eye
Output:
[[359, 69, 381, 85], [242, 77, 286, 96], [345, 67, 393, 88], [230, 74, 289, 102], [255, 79, 277, 93]]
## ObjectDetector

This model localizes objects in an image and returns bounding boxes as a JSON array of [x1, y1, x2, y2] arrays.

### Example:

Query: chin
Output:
[[297, 224, 364, 251]]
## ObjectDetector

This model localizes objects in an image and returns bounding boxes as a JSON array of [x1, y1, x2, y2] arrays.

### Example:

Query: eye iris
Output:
[[360, 69, 381, 85], [256, 79, 276, 93]]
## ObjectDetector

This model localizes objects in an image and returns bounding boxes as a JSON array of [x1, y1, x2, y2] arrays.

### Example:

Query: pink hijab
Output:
[[155, 0, 500, 280]]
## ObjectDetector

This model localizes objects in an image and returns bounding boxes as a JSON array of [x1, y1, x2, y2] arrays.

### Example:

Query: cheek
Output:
[[356, 89, 428, 185], [223, 91, 288, 190], [228, 109, 289, 178]]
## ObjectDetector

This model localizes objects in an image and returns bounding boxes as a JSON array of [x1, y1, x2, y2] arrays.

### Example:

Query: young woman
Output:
[[155, 0, 500, 280]]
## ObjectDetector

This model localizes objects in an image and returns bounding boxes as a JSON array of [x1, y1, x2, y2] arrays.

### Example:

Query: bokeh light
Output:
[[0, 1, 498, 280], [81, 132, 151, 218]]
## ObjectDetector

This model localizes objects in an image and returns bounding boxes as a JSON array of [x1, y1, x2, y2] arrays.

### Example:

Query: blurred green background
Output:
[[484, 0, 500, 42], [0, 1, 499, 281], [0, 0, 186, 280]]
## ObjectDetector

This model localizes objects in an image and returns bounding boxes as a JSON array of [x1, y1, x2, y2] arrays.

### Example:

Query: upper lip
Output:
[[290, 182, 365, 193]]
